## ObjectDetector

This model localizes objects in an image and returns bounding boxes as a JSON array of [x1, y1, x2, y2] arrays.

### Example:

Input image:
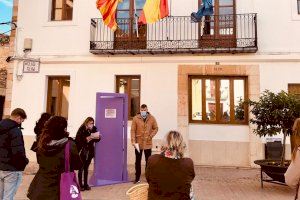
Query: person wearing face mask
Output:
[[75, 117, 101, 191], [131, 104, 158, 184], [0, 108, 28, 200]]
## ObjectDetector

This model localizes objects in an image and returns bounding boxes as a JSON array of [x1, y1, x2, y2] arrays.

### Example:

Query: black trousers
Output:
[[135, 149, 152, 181], [78, 155, 93, 187]]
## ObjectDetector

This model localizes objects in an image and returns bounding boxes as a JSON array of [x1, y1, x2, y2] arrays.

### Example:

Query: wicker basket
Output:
[[126, 183, 149, 200]]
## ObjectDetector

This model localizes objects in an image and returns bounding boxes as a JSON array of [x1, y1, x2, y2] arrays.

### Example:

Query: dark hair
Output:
[[34, 113, 52, 137], [141, 104, 147, 109], [80, 117, 94, 130], [37, 116, 68, 151], [11, 108, 27, 119]]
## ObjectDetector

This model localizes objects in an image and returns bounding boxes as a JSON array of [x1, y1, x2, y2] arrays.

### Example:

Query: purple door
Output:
[[90, 93, 128, 186]]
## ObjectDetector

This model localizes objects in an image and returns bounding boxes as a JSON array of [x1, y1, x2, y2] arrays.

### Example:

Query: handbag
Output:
[[30, 141, 37, 152], [79, 147, 89, 162], [60, 141, 82, 200]]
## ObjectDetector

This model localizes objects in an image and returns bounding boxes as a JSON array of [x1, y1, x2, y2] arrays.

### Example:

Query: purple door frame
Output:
[[90, 93, 128, 186]]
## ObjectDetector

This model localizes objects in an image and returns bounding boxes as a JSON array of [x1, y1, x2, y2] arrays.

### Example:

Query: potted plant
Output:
[[247, 90, 300, 184]]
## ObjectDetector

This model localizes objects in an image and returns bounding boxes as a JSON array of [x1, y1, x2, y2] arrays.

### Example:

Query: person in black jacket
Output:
[[0, 108, 28, 200], [30, 112, 51, 152], [27, 116, 82, 200], [75, 117, 101, 191]]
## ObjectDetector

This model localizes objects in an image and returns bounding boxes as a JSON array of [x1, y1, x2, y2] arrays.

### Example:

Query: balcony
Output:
[[90, 13, 257, 55]]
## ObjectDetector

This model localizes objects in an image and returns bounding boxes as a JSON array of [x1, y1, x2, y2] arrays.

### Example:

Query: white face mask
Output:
[[141, 111, 148, 119]]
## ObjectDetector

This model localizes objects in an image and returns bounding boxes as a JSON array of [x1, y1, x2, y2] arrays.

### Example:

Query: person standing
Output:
[[75, 117, 101, 191], [27, 116, 82, 200], [131, 104, 158, 184], [30, 113, 52, 152], [0, 108, 29, 200], [285, 118, 300, 200]]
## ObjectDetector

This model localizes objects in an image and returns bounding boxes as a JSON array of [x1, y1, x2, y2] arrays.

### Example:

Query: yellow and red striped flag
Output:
[[96, 0, 122, 31], [138, 0, 169, 24]]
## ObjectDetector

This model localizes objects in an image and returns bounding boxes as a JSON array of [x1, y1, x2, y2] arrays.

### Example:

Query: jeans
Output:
[[135, 149, 152, 181], [191, 0, 214, 21], [0, 171, 23, 200]]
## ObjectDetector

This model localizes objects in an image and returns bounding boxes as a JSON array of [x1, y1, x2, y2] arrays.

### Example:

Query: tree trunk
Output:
[[281, 130, 287, 166]]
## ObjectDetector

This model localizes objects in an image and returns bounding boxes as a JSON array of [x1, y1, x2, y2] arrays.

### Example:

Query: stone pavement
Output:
[[15, 164, 295, 200]]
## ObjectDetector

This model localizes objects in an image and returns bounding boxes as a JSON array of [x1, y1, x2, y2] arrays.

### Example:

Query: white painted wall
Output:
[[16, 0, 300, 56], [260, 63, 300, 93], [189, 124, 250, 142], [11, 62, 178, 140]]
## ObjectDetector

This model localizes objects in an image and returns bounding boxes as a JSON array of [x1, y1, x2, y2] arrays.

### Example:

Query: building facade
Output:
[[8, 0, 300, 167]]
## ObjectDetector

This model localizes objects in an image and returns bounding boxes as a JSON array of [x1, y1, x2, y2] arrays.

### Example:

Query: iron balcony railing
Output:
[[90, 13, 257, 55]]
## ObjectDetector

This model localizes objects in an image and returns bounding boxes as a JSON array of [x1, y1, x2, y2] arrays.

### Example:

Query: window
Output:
[[198, 0, 236, 48], [288, 84, 300, 101], [298, 0, 300, 14], [115, 0, 147, 49], [47, 76, 70, 119], [51, 0, 73, 21], [189, 76, 248, 124], [116, 75, 141, 119]]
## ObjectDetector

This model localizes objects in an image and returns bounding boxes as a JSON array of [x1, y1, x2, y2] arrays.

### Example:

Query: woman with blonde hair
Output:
[[285, 118, 300, 200], [146, 130, 195, 200]]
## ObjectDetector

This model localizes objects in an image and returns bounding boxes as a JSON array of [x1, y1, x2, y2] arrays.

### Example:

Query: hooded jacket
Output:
[[27, 138, 82, 200], [0, 118, 29, 171]]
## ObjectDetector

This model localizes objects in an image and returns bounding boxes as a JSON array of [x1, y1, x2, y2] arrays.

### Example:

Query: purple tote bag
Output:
[[60, 141, 82, 200]]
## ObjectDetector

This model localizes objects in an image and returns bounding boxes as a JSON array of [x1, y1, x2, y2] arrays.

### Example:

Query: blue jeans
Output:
[[191, 0, 214, 21], [0, 171, 23, 200]]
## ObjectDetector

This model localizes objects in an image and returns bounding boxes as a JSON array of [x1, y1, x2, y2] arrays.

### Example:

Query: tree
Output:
[[248, 90, 300, 166]]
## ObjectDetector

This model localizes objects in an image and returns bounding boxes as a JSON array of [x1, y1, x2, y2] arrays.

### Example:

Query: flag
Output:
[[138, 0, 169, 24], [96, 0, 122, 31]]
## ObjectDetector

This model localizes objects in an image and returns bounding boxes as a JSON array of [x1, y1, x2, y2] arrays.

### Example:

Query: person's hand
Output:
[[86, 136, 93, 142], [91, 132, 100, 139]]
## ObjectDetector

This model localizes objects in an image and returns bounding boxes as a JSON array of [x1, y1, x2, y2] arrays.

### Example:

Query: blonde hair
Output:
[[161, 131, 186, 158], [292, 118, 300, 161]]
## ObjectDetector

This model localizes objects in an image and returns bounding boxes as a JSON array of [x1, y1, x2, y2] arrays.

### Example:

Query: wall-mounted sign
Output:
[[105, 109, 117, 118], [23, 60, 40, 73]]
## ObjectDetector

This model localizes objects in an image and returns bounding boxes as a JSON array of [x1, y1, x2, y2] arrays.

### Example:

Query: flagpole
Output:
[[134, 0, 139, 38]]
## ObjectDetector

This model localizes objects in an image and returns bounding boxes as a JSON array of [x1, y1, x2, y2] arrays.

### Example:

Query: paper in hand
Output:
[[91, 132, 100, 139]]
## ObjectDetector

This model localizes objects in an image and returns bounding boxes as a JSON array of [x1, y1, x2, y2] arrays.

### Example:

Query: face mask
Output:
[[141, 111, 148, 119]]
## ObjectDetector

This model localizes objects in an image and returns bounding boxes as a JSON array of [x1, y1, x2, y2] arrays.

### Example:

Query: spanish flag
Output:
[[138, 0, 169, 24], [96, 0, 122, 31]]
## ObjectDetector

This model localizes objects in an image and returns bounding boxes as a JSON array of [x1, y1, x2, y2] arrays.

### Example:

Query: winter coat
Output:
[[27, 138, 82, 200], [146, 154, 195, 200], [0, 118, 29, 171], [285, 147, 300, 200], [131, 113, 158, 150], [75, 126, 100, 161]]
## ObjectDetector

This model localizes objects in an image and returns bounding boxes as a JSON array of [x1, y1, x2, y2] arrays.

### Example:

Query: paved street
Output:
[[15, 163, 295, 200]]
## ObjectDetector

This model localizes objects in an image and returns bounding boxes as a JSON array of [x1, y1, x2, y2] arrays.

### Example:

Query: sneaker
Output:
[[84, 185, 91, 191], [191, 13, 201, 23], [133, 180, 141, 184]]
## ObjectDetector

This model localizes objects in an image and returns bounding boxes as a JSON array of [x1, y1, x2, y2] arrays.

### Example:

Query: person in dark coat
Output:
[[27, 116, 82, 200], [0, 108, 28, 200], [75, 117, 101, 191], [31, 112, 51, 152], [146, 131, 195, 200]]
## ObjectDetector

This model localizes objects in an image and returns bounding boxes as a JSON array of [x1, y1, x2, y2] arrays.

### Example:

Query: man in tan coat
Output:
[[131, 104, 158, 183]]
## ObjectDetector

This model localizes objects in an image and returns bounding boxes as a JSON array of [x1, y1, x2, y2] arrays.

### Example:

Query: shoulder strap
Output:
[[64, 140, 71, 172]]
